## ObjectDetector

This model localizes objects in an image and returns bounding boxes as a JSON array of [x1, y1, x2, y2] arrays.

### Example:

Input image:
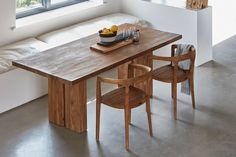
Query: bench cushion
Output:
[[0, 38, 50, 74], [37, 13, 148, 47], [0, 13, 147, 74]]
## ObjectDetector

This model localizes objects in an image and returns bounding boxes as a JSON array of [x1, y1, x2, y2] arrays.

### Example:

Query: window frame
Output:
[[16, 0, 88, 19]]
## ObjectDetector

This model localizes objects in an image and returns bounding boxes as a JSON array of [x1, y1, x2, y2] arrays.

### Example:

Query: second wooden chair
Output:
[[151, 44, 196, 120]]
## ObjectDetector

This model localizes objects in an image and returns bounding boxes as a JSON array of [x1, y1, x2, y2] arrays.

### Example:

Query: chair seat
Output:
[[101, 86, 146, 109], [153, 65, 188, 83]]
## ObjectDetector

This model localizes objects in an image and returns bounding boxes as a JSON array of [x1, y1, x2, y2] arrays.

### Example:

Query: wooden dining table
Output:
[[12, 24, 182, 133]]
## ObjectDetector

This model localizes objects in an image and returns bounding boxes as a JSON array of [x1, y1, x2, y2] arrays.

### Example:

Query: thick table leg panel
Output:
[[48, 78, 65, 126], [118, 61, 132, 80], [48, 78, 87, 133], [133, 52, 153, 95], [118, 52, 153, 95], [65, 81, 87, 133]]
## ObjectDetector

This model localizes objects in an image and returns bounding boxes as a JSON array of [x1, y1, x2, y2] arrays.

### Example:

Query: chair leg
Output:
[[124, 108, 130, 150], [128, 109, 131, 124], [146, 97, 153, 136], [172, 83, 177, 120], [96, 100, 101, 141], [171, 83, 174, 98], [189, 77, 196, 109]]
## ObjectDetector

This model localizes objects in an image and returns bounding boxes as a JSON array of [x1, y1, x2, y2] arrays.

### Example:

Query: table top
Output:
[[13, 24, 182, 85]]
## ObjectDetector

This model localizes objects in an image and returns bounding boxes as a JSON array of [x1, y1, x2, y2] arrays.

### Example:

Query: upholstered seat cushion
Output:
[[37, 13, 148, 47], [0, 38, 50, 74]]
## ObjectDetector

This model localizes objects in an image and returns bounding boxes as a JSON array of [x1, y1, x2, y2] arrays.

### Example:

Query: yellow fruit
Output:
[[101, 28, 115, 35], [107, 30, 114, 34], [110, 25, 118, 32], [101, 29, 110, 34]]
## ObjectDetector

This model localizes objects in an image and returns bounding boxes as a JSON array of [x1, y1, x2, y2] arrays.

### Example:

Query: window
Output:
[[16, 0, 88, 18]]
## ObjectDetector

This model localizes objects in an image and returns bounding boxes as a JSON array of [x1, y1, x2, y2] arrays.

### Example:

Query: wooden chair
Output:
[[96, 63, 153, 150], [151, 44, 196, 120]]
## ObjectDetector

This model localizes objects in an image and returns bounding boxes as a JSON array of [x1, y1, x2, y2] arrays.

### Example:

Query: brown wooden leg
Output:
[[48, 77, 65, 126], [64, 80, 87, 133], [124, 108, 130, 150], [171, 83, 174, 98], [48, 78, 87, 133], [173, 82, 177, 120], [146, 97, 153, 136], [189, 78, 196, 109], [96, 98, 101, 140]]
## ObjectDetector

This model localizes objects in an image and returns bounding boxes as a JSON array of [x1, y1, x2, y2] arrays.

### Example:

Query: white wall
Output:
[[0, 0, 121, 46], [121, 0, 198, 44], [208, 0, 236, 45], [121, 0, 236, 46], [121, 0, 212, 66]]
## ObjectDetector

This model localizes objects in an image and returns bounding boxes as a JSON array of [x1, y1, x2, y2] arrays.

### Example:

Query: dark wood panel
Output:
[[13, 24, 182, 85]]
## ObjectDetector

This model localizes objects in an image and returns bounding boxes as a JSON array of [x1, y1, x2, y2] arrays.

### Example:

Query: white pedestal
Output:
[[122, 0, 212, 66]]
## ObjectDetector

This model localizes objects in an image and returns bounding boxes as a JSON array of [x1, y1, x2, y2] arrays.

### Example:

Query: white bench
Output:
[[0, 13, 148, 113]]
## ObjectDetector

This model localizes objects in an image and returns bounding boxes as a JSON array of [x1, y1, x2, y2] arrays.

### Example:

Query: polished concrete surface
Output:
[[1, 36, 236, 157]]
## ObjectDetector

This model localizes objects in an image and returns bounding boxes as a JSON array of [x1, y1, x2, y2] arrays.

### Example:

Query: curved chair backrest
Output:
[[97, 63, 152, 95], [126, 63, 152, 85], [171, 44, 196, 74], [98, 64, 151, 86]]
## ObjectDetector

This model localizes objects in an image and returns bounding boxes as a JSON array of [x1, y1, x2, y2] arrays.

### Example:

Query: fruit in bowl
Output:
[[99, 25, 118, 43]]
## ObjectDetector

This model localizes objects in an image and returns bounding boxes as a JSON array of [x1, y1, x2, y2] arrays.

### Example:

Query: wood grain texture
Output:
[[152, 65, 188, 83], [96, 63, 153, 149], [48, 78, 87, 133], [13, 23, 182, 85], [12, 24, 181, 134], [90, 40, 133, 54], [118, 51, 153, 96], [151, 45, 196, 119], [65, 80, 87, 133], [48, 77, 65, 126], [133, 51, 153, 95], [101, 86, 146, 109]]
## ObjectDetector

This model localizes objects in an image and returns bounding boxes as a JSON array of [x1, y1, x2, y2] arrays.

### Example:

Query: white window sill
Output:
[[14, 0, 105, 29]]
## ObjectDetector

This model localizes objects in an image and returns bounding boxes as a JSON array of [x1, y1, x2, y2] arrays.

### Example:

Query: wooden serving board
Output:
[[90, 40, 133, 54]]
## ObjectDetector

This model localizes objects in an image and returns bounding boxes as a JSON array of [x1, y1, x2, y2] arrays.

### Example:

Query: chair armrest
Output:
[[151, 55, 176, 62], [97, 76, 125, 86], [151, 51, 195, 63], [174, 51, 195, 62], [97, 63, 152, 86], [96, 76, 126, 100], [128, 63, 151, 72]]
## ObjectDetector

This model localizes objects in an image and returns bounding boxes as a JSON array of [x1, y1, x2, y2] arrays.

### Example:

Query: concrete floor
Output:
[[1, 36, 236, 157]]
